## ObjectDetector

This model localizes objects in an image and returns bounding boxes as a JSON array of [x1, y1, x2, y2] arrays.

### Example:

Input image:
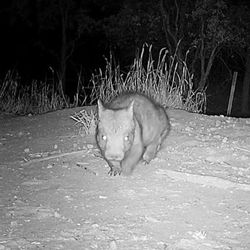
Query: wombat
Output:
[[96, 93, 170, 176]]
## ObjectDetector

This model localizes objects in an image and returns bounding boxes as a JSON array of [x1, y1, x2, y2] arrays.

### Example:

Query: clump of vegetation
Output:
[[70, 109, 97, 135], [0, 71, 70, 115], [90, 45, 206, 113]]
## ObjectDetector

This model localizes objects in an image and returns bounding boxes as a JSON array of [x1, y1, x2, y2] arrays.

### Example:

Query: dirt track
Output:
[[0, 108, 250, 250]]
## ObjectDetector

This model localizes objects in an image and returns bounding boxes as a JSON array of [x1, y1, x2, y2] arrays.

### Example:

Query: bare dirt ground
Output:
[[0, 107, 250, 250]]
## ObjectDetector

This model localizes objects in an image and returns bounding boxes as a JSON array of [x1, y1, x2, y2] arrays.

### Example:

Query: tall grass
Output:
[[0, 45, 206, 118], [89, 44, 206, 113], [0, 71, 70, 115]]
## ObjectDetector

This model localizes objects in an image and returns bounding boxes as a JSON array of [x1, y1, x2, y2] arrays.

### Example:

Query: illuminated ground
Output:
[[0, 108, 250, 250]]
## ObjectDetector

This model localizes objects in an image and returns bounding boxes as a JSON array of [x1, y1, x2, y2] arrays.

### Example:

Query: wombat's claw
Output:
[[142, 159, 150, 165], [108, 168, 122, 176]]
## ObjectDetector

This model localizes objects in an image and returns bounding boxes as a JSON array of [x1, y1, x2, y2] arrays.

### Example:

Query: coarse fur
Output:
[[96, 93, 170, 176]]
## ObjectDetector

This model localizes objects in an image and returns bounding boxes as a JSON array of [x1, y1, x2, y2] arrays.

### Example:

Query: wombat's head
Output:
[[96, 100, 135, 162]]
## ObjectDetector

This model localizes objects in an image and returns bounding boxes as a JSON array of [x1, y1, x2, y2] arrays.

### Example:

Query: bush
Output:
[[89, 44, 206, 113]]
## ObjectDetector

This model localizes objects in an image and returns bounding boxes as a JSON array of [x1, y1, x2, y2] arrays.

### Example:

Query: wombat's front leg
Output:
[[121, 143, 144, 176], [143, 126, 169, 163], [143, 143, 158, 163]]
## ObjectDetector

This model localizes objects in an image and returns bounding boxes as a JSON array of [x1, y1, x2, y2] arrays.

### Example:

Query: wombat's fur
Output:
[[96, 93, 170, 176]]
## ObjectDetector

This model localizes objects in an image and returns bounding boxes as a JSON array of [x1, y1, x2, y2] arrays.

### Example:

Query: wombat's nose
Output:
[[105, 152, 124, 161]]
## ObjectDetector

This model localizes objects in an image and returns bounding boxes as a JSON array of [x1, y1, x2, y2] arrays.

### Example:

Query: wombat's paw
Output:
[[142, 151, 155, 164], [141, 159, 150, 165], [108, 166, 122, 176]]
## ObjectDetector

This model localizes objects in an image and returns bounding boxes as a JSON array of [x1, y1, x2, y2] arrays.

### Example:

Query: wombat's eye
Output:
[[124, 135, 129, 141], [102, 135, 107, 141]]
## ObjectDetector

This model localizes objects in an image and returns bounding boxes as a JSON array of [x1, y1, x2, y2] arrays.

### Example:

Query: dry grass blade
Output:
[[70, 109, 97, 135]]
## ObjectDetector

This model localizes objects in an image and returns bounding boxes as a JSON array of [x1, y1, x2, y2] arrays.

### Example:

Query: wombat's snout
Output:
[[105, 151, 124, 161]]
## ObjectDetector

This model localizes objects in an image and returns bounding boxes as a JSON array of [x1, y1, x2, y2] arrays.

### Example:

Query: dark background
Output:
[[0, 0, 250, 116]]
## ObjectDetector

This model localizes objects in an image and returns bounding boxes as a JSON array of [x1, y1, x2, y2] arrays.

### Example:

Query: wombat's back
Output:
[[109, 93, 170, 146]]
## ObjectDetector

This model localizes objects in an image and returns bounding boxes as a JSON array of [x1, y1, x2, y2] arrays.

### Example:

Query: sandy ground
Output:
[[0, 107, 250, 250]]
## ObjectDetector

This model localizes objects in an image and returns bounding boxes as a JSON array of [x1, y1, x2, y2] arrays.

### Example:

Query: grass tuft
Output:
[[90, 44, 206, 113], [0, 71, 70, 115], [70, 109, 97, 135]]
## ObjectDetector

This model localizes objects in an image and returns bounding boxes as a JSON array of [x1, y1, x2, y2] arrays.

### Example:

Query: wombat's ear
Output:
[[97, 99, 105, 115]]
